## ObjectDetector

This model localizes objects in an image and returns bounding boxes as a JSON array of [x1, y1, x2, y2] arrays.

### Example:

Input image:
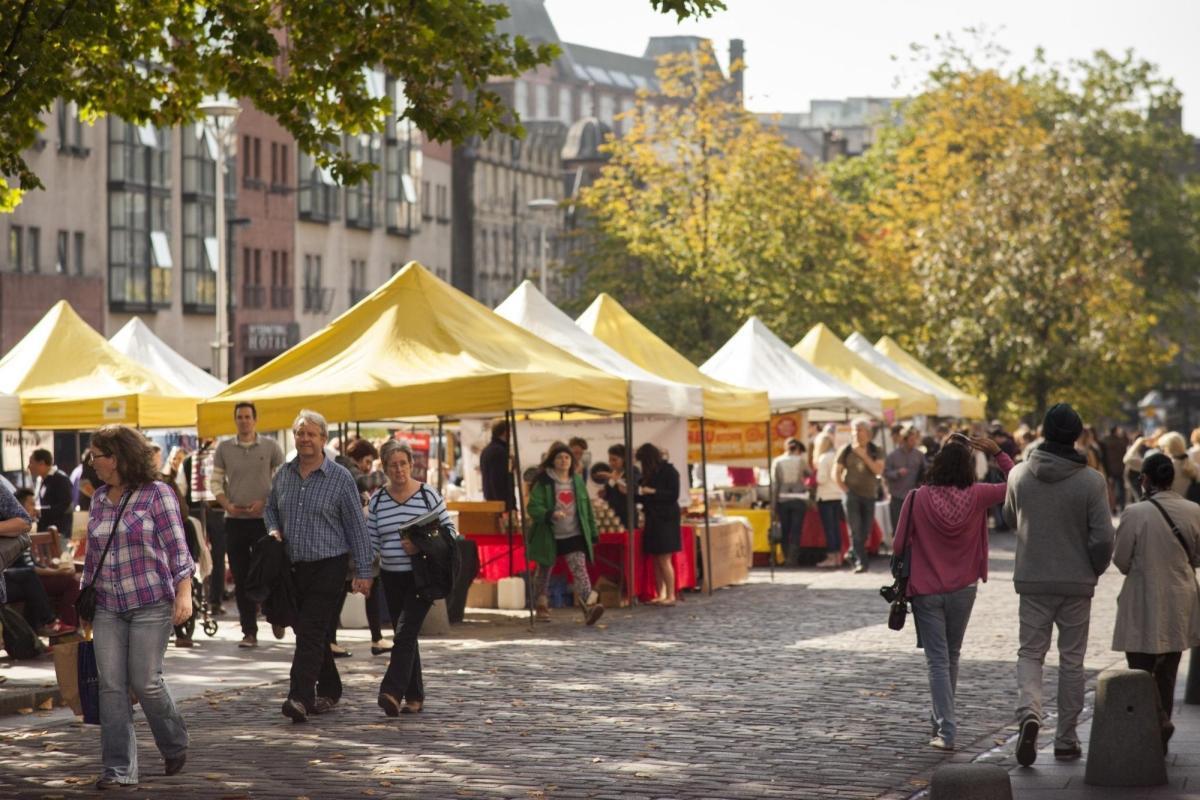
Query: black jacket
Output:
[[38, 470, 73, 537], [244, 535, 297, 628], [480, 437, 514, 510], [640, 463, 682, 537]]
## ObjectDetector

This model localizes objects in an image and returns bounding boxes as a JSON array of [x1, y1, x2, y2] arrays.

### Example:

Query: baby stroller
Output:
[[175, 515, 218, 642]]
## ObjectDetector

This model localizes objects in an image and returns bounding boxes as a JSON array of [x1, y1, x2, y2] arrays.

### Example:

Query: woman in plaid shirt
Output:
[[82, 425, 194, 790]]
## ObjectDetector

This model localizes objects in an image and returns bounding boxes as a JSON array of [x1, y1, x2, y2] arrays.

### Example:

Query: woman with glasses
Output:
[[81, 425, 194, 789]]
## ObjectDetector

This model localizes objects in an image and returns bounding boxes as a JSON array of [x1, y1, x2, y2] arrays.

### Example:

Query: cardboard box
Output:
[[447, 501, 507, 534], [594, 575, 628, 609], [465, 579, 498, 609]]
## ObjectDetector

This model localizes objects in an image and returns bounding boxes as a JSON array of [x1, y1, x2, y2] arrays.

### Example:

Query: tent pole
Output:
[[355, 421, 361, 439], [700, 417, 712, 596], [436, 417, 444, 493], [766, 420, 774, 582], [623, 412, 637, 606], [505, 410, 515, 578], [18, 427, 25, 488], [508, 409, 532, 629]]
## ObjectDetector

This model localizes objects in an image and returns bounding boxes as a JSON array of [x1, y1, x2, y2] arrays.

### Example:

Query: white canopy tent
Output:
[[109, 317, 227, 399], [843, 332, 962, 418], [701, 317, 880, 417], [495, 281, 704, 417]]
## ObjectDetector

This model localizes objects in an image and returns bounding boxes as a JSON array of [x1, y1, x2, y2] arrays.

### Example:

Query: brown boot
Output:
[[581, 590, 605, 626], [534, 595, 551, 622]]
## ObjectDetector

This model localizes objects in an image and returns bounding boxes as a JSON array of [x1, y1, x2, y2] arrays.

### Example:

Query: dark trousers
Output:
[[777, 499, 807, 565], [1109, 475, 1127, 511], [817, 500, 844, 554], [2, 567, 54, 628], [325, 576, 386, 645], [204, 507, 227, 609], [289, 554, 348, 708], [1126, 651, 1183, 722], [379, 570, 432, 702], [889, 495, 906, 533], [225, 517, 266, 638]]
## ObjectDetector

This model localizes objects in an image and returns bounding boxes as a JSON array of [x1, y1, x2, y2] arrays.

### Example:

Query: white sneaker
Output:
[[930, 736, 954, 750]]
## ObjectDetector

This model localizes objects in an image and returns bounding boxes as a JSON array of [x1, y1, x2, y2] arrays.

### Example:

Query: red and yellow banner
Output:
[[687, 413, 806, 464]]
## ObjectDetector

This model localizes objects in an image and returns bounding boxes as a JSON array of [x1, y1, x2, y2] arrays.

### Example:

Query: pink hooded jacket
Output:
[[892, 452, 1014, 597]]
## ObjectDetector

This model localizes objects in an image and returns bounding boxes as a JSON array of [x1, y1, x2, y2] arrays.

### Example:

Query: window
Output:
[[242, 135, 251, 182], [384, 103, 419, 236], [7, 225, 21, 272], [513, 80, 528, 119], [253, 138, 261, 181], [280, 145, 289, 187], [108, 118, 172, 309], [270, 142, 278, 185], [345, 134, 378, 229], [182, 123, 217, 310], [599, 94, 615, 126], [580, 91, 594, 119], [56, 230, 68, 273], [302, 254, 329, 312], [74, 232, 84, 275], [297, 150, 339, 222], [27, 227, 40, 272], [534, 84, 549, 119], [56, 100, 85, 154], [271, 250, 292, 309], [435, 184, 449, 223], [421, 180, 432, 220], [349, 259, 368, 304], [559, 87, 572, 123]]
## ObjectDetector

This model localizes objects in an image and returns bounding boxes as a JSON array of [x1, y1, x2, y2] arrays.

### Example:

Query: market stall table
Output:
[[695, 517, 754, 593], [464, 527, 696, 603]]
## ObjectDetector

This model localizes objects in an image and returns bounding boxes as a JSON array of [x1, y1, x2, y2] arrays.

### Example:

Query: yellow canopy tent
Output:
[[793, 323, 938, 418], [0, 300, 199, 429], [875, 336, 987, 419], [197, 263, 631, 437], [576, 294, 769, 423]]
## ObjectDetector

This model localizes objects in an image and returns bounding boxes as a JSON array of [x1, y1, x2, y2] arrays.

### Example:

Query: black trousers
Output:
[[204, 507, 227, 609], [226, 517, 267, 638], [1126, 651, 1183, 722], [289, 554, 348, 708], [326, 576, 385, 643], [379, 570, 432, 702], [777, 499, 807, 565]]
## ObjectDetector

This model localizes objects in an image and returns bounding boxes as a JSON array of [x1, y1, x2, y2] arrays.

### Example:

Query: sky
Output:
[[544, 0, 1200, 133]]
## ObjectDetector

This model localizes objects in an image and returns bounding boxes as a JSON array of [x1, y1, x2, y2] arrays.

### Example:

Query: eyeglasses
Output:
[[88, 452, 112, 462]]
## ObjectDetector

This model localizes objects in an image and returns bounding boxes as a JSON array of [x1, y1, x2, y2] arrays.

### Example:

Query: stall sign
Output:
[[395, 431, 431, 482], [1, 430, 53, 473], [103, 399, 127, 420], [687, 413, 806, 464]]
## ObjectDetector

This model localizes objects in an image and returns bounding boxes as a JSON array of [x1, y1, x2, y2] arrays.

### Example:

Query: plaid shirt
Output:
[[0, 484, 33, 605], [81, 481, 195, 613], [266, 456, 373, 579]]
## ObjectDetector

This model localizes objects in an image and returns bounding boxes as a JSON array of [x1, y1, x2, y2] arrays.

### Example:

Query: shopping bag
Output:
[[53, 638, 83, 715], [78, 639, 100, 725]]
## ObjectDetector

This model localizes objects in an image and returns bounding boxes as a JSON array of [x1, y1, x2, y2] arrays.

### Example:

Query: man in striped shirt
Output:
[[266, 409, 373, 723]]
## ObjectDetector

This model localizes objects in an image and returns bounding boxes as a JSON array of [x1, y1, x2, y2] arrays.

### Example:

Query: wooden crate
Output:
[[447, 500, 507, 534]]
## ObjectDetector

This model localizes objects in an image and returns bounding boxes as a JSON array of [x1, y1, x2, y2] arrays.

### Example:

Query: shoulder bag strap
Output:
[[1148, 498, 1193, 563], [84, 488, 136, 590], [419, 484, 432, 511]]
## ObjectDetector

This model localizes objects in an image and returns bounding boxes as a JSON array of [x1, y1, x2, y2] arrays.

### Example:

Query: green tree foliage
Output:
[[576, 43, 870, 362], [0, 0, 718, 210]]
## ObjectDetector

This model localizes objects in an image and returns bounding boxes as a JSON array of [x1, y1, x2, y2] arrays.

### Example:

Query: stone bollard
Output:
[[420, 599, 450, 636], [929, 764, 1012, 800], [1085, 668, 1167, 787]]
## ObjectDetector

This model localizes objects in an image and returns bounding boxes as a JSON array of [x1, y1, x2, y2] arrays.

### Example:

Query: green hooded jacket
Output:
[[526, 471, 597, 567]]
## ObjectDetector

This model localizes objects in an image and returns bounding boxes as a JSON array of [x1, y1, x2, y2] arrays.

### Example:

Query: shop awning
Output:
[[793, 323, 938, 418], [576, 294, 769, 423], [109, 317, 227, 398], [873, 336, 986, 419], [701, 317, 880, 416], [495, 282, 703, 417], [844, 332, 965, 418], [197, 263, 631, 437], [0, 301, 199, 429]]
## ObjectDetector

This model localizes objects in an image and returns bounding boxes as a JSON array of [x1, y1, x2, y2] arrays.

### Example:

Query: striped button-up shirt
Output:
[[81, 482, 195, 613], [265, 455, 373, 579]]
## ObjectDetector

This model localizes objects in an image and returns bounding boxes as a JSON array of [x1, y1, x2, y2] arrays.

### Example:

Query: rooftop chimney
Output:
[[729, 39, 745, 106]]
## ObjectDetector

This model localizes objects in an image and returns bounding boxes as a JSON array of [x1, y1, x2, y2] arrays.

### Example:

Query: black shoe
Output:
[[330, 644, 352, 659], [95, 778, 129, 790], [164, 751, 186, 776], [271, 624, 286, 640], [378, 692, 402, 718], [1016, 715, 1039, 766], [311, 696, 338, 715], [1053, 743, 1082, 761], [281, 698, 308, 723]]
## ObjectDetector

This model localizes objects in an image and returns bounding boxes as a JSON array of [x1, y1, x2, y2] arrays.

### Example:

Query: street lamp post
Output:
[[526, 197, 557, 295], [199, 98, 241, 383]]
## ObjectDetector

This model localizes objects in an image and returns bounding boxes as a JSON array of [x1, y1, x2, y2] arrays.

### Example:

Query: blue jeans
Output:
[[817, 500, 844, 554], [93, 601, 188, 784], [912, 584, 978, 745], [843, 493, 874, 568]]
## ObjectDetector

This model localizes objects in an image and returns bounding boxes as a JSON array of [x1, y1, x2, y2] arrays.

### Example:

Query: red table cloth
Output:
[[465, 526, 696, 603], [799, 506, 883, 555]]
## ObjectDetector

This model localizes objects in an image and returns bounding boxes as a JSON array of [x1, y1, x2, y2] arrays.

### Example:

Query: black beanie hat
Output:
[[1042, 403, 1083, 445], [1142, 452, 1175, 489]]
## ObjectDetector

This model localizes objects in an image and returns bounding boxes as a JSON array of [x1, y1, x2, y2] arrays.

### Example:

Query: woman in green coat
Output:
[[527, 442, 604, 625]]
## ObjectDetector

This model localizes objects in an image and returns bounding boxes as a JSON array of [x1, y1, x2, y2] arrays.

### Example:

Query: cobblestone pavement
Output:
[[0, 530, 1128, 799]]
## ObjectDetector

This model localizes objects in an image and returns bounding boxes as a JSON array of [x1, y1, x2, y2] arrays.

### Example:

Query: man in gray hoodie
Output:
[[1003, 403, 1114, 766]]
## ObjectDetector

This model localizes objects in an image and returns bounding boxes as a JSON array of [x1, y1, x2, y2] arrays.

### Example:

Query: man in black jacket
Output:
[[28, 449, 72, 547], [480, 420, 515, 512]]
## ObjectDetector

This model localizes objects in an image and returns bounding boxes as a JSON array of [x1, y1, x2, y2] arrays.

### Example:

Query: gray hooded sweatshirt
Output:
[[1003, 448, 1115, 596]]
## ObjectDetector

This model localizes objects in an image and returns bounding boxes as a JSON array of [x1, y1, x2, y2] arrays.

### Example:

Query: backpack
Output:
[[0, 604, 45, 660]]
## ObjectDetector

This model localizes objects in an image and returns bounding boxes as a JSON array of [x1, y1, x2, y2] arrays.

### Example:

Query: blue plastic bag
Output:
[[78, 640, 100, 725]]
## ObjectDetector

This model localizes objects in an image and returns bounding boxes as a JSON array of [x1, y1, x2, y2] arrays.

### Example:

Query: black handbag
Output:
[[882, 493, 914, 631], [403, 487, 460, 602], [75, 490, 134, 624]]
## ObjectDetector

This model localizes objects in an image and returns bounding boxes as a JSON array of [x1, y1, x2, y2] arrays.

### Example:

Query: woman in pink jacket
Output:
[[892, 433, 1013, 751]]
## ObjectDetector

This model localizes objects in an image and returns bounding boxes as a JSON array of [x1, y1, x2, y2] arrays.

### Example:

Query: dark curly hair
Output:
[[538, 442, 575, 477], [90, 425, 158, 488], [635, 442, 665, 481], [924, 439, 975, 490]]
